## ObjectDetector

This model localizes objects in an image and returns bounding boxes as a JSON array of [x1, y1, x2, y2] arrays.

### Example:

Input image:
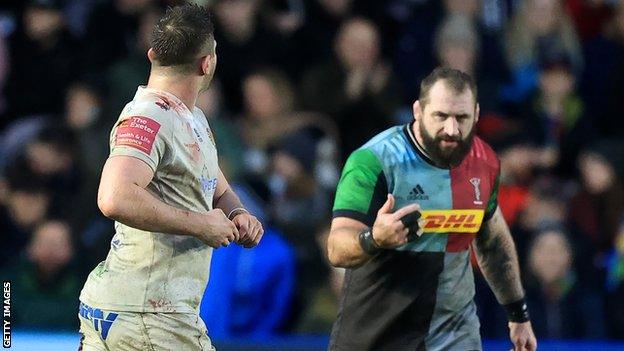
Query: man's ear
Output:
[[147, 48, 157, 63], [475, 103, 480, 123], [413, 100, 422, 122], [200, 54, 212, 76]]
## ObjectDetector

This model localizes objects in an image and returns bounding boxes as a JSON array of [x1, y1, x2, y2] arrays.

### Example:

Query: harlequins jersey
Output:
[[330, 123, 500, 351]]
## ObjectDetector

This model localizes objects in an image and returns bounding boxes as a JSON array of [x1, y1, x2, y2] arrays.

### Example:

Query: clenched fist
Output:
[[196, 209, 239, 248], [232, 212, 264, 248]]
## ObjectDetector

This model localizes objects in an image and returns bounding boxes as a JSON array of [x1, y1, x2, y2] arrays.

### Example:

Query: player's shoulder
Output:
[[361, 125, 405, 149], [346, 125, 405, 166], [468, 136, 500, 171], [119, 87, 179, 124]]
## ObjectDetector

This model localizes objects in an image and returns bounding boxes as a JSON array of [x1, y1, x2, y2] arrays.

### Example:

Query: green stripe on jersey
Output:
[[485, 173, 500, 220], [333, 148, 386, 216]]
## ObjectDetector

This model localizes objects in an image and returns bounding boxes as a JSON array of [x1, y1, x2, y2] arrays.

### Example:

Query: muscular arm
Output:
[[327, 217, 372, 268], [97, 156, 207, 237], [473, 206, 525, 304]]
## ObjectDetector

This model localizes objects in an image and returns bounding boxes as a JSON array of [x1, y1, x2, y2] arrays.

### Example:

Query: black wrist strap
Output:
[[358, 228, 380, 255], [503, 298, 530, 323]]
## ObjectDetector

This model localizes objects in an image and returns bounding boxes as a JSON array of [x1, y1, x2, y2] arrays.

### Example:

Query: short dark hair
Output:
[[150, 4, 214, 69], [419, 67, 477, 107]]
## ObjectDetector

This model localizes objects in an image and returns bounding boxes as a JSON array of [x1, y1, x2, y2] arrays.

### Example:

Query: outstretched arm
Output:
[[474, 206, 536, 351]]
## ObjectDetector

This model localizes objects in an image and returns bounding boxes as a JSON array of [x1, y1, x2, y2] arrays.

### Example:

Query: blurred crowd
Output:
[[1, 0, 624, 342]]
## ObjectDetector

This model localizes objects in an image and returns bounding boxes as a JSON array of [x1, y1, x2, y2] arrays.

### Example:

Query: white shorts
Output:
[[77, 302, 215, 351]]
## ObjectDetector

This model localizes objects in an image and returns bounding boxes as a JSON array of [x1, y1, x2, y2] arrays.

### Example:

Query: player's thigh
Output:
[[142, 312, 215, 351], [78, 305, 149, 351]]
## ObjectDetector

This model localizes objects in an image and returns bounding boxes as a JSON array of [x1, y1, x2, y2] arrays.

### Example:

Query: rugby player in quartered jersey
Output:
[[327, 68, 537, 351]]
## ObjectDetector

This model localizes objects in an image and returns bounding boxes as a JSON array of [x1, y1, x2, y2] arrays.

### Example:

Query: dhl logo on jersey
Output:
[[420, 209, 484, 233]]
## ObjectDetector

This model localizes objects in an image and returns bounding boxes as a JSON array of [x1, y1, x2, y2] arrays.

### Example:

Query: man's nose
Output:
[[443, 117, 459, 136]]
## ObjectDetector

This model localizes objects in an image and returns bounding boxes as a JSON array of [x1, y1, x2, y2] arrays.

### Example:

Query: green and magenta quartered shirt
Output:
[[329, 123, 500, 351]]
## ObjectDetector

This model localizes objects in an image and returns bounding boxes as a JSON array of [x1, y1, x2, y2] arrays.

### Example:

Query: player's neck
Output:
[[147, 73, 199, 112]]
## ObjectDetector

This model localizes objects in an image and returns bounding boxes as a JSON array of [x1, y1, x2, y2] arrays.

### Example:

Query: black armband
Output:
[[358, 228, 381, 255], [503, 298, 530, 323]]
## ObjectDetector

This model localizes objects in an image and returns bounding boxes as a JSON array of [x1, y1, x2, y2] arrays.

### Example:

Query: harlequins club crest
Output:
[[470, 178, 483, 205]]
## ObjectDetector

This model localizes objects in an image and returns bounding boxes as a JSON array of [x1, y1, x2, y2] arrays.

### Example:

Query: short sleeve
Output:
[[109, 114, 173, 172], [484, 167, 500, 221], [332, 148, 388, 226]]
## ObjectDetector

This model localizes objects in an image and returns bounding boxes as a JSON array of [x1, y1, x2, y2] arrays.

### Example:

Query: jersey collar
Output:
[[403, 122, 447, 169]]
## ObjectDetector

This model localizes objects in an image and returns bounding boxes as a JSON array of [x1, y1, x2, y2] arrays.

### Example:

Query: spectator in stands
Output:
[[104, 6, 161, 121], [515, 177, 569, 268], [569, 140, 624, 254], [503, 0, 582, 102], [517, 52, 594, 177], [565, 0, 614, 43], [7, 219, 81, 330], [64, 81, 107, 182], [83, 0, 155, 73], [395, 0, 509, 103], [4, 0, 79, 126], [200, 185, 295, 339], [239, 68, 336, 179], [268, 129, 334, 269], [525, 222, 605, 339], [580, 0, 624, 138], [213, 0, 275, 112], [432, 13, 506, 112], [302, 17, 401, 161], [0, 164, 50, 268], [196, 81, 246, 181], [290, 0, 353, 78]]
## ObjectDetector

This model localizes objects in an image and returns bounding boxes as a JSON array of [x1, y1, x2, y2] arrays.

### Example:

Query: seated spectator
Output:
[[580, 0, 624, 138], [104, 5, 161, 120], [212, 0, 275, 113], [515, 176, 570, 266], [268, 129, 335, 297], [569, 141, 624, 254], [63, 81, 116, 270], [0, 164, 50, 268], [301, 17, 401, 161], [239, 68, 338, 182], [525, 222, 605, 339], [432, 13, 507, 112], [503, 0, 582, 102], [83, 0, 155, 73], [7, 219, 81, 330], [516, 52, 594, 177], [64, 81, 108, 182], [4, 0, 79, 126], [395, 0, 509, 104], [565, 0, 614, 43], [200, 185, 295, 339], [196, 81, 246, 182]]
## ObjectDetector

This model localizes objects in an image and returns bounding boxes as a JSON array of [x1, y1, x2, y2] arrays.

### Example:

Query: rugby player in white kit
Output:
[[77, 4, 264, 350]]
